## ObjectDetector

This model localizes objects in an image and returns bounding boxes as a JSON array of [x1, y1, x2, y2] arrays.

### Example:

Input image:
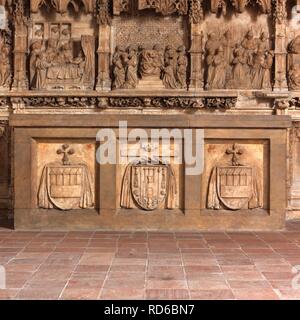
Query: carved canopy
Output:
[[30, 0, 96, 14]]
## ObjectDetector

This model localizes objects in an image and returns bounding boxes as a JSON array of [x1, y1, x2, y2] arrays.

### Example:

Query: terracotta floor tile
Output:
[[145, 289, 189, 300], [100, 288, 144, 300], [228, 280, 271, 289], [109, 265, 146, 272], [103, 279, 145, 289], [232, 288, 279, 300], [188, 279, 229, 290], [74, 265, 110, 273], [79, 253, 115, 265], [224, 271, 264, 281], [190, 289, 234, 300], [16, 287, 63, 300], [146, 280, 188, 289], [0, 227, 299, 299]]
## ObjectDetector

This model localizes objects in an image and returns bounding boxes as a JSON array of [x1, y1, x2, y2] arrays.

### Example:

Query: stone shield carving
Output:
[[120, 159, 177, 210], [207, 166, 261, 210], [207, 144, 262, 210], [38, 144, 94, 210]]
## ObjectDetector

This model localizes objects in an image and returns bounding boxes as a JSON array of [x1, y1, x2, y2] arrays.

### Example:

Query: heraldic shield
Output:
[[207, 165, 262, 210], [120, 159, 178, 211], [38, 163, 94, 210]]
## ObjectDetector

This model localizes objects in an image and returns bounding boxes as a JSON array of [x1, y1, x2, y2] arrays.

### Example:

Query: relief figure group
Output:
[[112, 44, 188, 90], [205, 30, 274, 90]]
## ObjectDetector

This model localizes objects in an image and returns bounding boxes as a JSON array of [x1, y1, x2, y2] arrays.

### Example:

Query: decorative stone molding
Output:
[[6, 95, 239, 110], [273, 98, 291, 115], [205, 97, 237, 110], [97, 0, 112, 25], [189, 0, 203, 24], [18, 96, 99, 108]]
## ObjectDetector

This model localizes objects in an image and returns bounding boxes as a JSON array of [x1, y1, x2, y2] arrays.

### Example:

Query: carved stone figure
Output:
[[288, 36, 300, 91], [206, 46, 227, 90], [207, 144, 262, 210], [38, 144, 94, 210], [120, 158, 178, 210], [162, 45, 178, 89], [227, 45, 248, 89], [139, 45, 164, 78], [176, 45, 188, 89], [122, 46, 138, 89], [112, 46, 126, 89], [0, 31, 11, 88]]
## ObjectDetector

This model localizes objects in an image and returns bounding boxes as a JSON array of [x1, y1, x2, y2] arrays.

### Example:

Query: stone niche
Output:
[[11, 113, 290, 231]]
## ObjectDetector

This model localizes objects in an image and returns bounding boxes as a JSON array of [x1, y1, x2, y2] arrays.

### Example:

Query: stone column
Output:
[[273, 0, 288, 91], [96, 0, 111, 91], [11, 0, 28, 90], [188, 0, 204, 91]]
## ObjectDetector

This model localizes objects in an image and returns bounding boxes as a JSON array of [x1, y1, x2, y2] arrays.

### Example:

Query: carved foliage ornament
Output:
[[189, 0, 203, 24], [97, 0, 111, 25], [10, 96, 237, 109], [38, 144, 94, 210]]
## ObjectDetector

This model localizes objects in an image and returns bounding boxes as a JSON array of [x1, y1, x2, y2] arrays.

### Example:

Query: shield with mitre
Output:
[[216, 166, 253, 210], [130, 163, 168, 210]]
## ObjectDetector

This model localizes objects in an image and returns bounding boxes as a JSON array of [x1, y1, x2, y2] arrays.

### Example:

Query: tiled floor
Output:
[[0, 221, 300, 300]]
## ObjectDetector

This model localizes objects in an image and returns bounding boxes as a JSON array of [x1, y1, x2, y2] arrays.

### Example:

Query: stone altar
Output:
[[0, 0, 299, 230]]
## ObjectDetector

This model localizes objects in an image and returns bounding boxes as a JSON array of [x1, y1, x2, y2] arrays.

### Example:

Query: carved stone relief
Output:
[[28, 0, 96, 90], [288, 35, 300, 91], [118, 141, 182, 210], [0, 29, 12, 89], [205, 143, 264, 210], [37, 143, 95, 210], [205, 29, 273, 90], [112, 44, 188, 90]]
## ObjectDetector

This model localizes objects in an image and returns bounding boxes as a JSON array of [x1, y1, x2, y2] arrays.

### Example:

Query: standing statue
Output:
[[163, 46, 178, 89], [112, 46, 126, 89], [251, 49, 265, 89], [122, 46, 138, 89], [261, 50, 274, 89], [227, 44, 248, 89], [176, 46, 188, 89], [30, 40, 43, 88], [288, 36, 300, 91], [207, 46, 227, 89]]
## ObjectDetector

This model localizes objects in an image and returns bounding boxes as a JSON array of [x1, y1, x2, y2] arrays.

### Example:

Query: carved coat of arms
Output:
[[38, 144, 94, 210], [120, 158, 178, 210], [207, 144, 262, 210]]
